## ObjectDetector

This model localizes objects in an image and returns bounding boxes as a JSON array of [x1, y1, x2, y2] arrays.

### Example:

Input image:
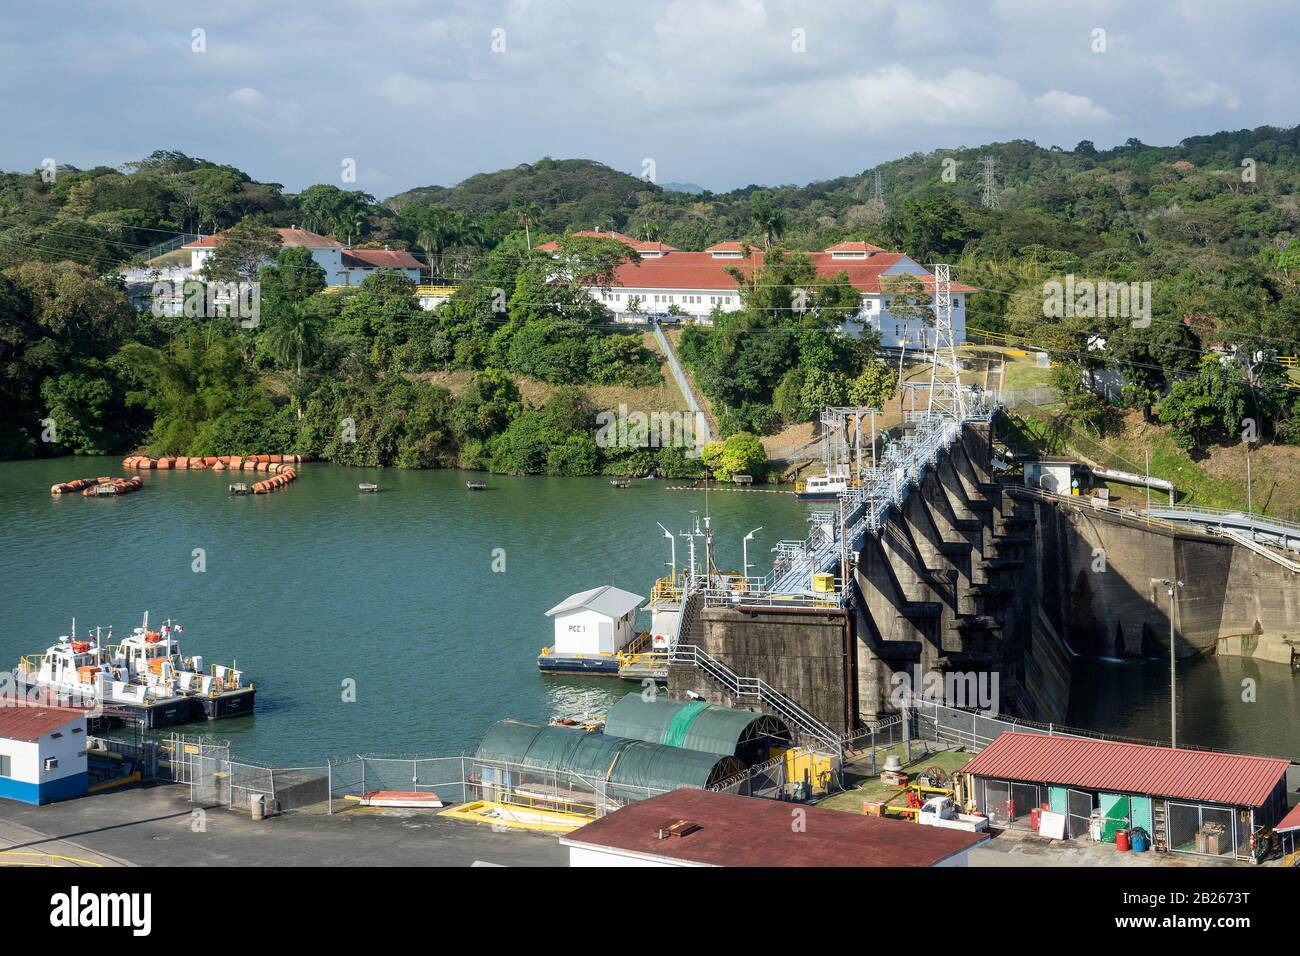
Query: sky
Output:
[[0, 0, 1294, 197]]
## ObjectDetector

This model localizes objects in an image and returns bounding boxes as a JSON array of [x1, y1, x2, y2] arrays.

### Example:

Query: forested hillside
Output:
[[2, 124, 1299, 473]]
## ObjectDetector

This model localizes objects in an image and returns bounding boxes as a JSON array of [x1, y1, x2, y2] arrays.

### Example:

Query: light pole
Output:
[[656, 523, 676, 586], [1162, 578, 1184, 748], [742, 527, 762, 582]]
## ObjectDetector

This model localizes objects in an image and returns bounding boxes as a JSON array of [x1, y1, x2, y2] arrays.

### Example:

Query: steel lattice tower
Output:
[[926, 263, 966, 420], [980, 156, 999, 209]]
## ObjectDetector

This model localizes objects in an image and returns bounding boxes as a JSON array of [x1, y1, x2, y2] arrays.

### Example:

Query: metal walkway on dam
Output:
[[664, 383, 999, 752], [1142, 505, 1300, 558]]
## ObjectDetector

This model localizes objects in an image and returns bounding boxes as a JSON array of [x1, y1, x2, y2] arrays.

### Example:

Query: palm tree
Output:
[[513, 202, 541, 250], [263, 302, 323, 419], [415, 208, 462, 281], [748, 192, 785, 250]]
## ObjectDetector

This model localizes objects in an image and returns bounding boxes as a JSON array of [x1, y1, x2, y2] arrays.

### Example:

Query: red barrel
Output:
[[1030, 807, 1041, 830], [1116, 829, 1131, 852]]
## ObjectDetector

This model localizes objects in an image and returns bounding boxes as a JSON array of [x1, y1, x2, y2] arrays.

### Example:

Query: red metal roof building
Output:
[[961, 732, 1290, 859], [560, 788, 988, 867], [0, 698, 89, 805], [960, 732, 1289, 809], [0, 702, 86, 741]]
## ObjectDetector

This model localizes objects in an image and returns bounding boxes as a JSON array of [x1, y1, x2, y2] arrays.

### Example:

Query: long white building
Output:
[[183, 227, 422, 286], [535, 231, 971, 348]]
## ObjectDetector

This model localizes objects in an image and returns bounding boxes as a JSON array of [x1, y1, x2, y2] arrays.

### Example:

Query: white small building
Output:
[[544, 586, 645, 657], [0, 701, 89, 805], [1024, 458, 1077, 496], [337, 247, 423, 286]]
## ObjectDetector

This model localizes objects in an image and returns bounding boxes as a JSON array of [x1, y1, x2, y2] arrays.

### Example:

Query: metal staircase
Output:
[[667, 588, 841, 751], [669, 642, 841, 751]]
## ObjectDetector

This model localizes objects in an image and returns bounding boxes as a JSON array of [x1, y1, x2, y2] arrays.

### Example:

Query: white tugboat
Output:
[[15, 613, 255, 727]]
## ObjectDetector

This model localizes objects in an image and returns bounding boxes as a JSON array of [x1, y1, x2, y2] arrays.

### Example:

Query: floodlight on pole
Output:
[[742, 527, 763, 582]]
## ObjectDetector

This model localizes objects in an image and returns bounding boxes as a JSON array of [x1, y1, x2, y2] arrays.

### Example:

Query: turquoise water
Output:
[[0, 457, 811, 764], [4, 458, 1295, 763]]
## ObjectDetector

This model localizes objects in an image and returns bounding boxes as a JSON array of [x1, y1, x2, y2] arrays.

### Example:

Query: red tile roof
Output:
[[185, 228, 343, 250], [534, 230, 678, 254], [0, 700, 86, 741], [560, 788, 987, 866], [960, 732, 1289, 808], [705, 241, 750, 254], [341, 248, 422, 270], [590, 249, 975, 295]]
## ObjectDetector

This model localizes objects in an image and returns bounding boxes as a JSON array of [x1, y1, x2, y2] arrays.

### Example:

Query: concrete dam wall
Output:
[[1024, 492, 1300, 659], [669, 416, 1300, 736]]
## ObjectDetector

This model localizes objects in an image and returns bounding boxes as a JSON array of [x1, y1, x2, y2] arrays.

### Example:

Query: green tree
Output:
[[262, 301, 325, 418], [848, 362, 899, 407], [701, 432, 767, 480], [201, 219, 282, 283]]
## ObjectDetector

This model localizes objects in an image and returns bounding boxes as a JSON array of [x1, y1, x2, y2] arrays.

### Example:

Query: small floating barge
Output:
[[538, 585, 666, 681], [466, 480, 486, 491]]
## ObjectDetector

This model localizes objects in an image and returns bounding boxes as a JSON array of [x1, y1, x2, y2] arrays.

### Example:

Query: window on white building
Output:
[[0, 754, 9, 777]]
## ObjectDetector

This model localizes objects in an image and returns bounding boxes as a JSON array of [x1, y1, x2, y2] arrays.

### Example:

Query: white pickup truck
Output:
[[916, 796, 989, 832]]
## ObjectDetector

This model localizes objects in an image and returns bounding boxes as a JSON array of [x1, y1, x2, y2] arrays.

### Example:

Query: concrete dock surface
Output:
[[0, 783, 569, 867]]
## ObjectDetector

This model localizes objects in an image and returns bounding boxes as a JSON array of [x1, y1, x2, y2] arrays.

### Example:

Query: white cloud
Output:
[[227, 87, 267, 109], [375, 73, 438, 107], [1033, 90, 1114, 123]]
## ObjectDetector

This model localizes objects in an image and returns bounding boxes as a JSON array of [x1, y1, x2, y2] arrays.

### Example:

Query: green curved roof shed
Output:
[[474, 720, 744, 800], [602, 693, 791, 759]]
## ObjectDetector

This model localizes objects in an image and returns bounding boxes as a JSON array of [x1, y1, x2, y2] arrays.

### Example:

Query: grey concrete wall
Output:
[[667, 606, 852, 733], [1024, 493, 1300, 658]]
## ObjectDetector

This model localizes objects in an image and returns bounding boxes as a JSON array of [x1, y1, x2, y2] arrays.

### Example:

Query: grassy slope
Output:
[[990, 344, 1300, 518], [416, 334, 688, 415]]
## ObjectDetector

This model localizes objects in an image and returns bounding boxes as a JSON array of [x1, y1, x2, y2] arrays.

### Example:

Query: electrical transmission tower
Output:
[[926, 263, 967, 420], [873, 170, 884, 208], [980, 156, 999, 209]]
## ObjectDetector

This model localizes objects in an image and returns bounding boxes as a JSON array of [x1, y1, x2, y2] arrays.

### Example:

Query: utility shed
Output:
[[0, 701, 89, 805], [603, 693, 791, 765], [474, 720, 744, 803], [544, 585, 644, 656], [561, 789, 988, 867], [960, 732, 1289, 860]]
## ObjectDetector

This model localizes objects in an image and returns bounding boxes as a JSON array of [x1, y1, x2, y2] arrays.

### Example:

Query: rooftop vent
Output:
[[655, 818, 701, 840]]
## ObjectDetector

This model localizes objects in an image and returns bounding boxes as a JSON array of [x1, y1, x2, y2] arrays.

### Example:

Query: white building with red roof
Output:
[[182, 227, 420, 287], [535, 229, 970, 347], [0, 698, 88, 805]]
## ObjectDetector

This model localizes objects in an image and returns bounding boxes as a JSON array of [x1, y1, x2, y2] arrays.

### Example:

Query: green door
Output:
[[1130, 796, 1153, 838], [1049, 786, 1068, 815], [1099, 793, 1130, 843]]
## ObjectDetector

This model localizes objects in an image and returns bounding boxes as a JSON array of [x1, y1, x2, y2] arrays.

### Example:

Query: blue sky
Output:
[[0, 0, 1294, 196]]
